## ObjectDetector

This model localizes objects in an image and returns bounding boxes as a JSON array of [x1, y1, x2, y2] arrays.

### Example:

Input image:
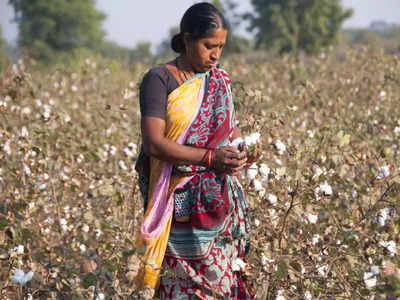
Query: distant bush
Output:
[[0, 27, 10, 71]]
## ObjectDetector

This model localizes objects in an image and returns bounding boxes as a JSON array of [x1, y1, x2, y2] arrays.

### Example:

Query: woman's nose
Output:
[[211, 49, 220, 61]]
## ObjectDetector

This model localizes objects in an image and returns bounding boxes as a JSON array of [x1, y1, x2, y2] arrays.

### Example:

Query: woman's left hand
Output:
[[213, 146, 247, 176], [246, 149, 261, 165]]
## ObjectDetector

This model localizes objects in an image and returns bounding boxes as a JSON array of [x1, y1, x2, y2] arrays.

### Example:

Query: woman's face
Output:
[[184, 28, 228, 73]]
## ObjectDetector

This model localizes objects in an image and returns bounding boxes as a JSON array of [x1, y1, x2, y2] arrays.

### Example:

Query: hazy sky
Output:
[[1, 0, 400, 49]]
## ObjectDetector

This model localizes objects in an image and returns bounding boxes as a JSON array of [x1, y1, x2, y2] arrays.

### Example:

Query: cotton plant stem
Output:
[[278, 180, 298, 249]]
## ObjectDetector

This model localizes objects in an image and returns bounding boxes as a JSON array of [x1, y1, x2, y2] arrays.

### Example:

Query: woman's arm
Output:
[[141, 116, 247, 174], [141, 116, 207, 165]]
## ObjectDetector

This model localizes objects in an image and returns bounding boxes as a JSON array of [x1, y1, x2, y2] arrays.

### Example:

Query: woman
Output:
[[135, 3, 254, 299]]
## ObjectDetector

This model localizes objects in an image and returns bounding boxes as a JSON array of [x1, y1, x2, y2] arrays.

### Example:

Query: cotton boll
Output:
[[377, 207, 391, 227], [232, 258, 246, 272], [379, 90, 386, 101], [16, 245, 24, 255], [394, 127, 400, 136], [274, 140, 286, 155], [319, 182, 333, 196], [275, 290, 286, 300], [379, 240, 397, 256], [230, 137, 244, 149], [259, 163, 270, 178], [312, 234, 321, 245], [314, 181, 333, 199], [12, 269, 25, 284], [128, 142, 138, 150], [79, 244, 87, 253], [267, 194, 278, 204], [123, 147, 135, 158], [377, 166, 390, 179], [82, 224, 90, 233], [244, 132, 260, 147], [110, 146, 117, 156], [370, 266, 380, 275], [317, 265, 328, 277], [312, 167, 324, 180], [119, 161, 128, 171], [261, 253, 275, 265], [244, 135, 253, 146], [96, 293, 105, 300], [12, 269, 34, 285], [246, 164, 258, 180], [363, 272, 377, 289], [20, 126, 29, 137], [23, 271, 34, 284], [304, 291, 312, 300], [248, 132, 260, 144], [306, 213, 318, 224], [253, 179, 264, 192]]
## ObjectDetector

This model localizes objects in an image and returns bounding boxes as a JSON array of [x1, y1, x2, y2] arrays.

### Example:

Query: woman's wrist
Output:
[[200, 148, 215, 168]]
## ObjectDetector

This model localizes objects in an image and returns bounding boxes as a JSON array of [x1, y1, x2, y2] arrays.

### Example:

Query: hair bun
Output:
[[171, 33, 184, 53]]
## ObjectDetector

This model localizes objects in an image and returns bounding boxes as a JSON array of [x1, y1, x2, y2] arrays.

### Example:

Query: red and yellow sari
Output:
[[135, 67, 252, 299]]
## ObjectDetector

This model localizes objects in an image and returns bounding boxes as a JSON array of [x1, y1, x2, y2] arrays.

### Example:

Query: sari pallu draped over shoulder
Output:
[[135, 67, 245, 291]]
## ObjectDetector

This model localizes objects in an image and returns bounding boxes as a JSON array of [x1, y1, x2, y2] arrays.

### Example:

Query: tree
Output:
[[129, 41, 152, 63], [9, 0, 106, 62], [101, 40, 153, 66], [0, 27, 11, 71], [245, 0, 353, 54]]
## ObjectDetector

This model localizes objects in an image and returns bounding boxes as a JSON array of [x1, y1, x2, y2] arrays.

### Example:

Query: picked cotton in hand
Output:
[[231, 132, 260, 155]]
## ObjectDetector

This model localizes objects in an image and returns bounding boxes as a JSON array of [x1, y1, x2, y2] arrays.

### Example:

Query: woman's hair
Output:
[[171, 2, 229, 53]]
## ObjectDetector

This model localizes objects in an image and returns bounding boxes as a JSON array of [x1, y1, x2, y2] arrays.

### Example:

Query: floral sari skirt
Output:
[[158, 178, 252, 300]]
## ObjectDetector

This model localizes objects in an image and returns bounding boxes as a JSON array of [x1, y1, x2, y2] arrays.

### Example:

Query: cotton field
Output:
[[1, 47, 400, 299]]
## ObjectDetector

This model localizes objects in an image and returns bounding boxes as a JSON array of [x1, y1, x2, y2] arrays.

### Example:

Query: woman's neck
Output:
[[176, 56, 196, 82], [178, 55, 197, 73]]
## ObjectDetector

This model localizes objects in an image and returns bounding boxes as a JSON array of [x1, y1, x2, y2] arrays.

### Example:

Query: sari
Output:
[[135, 67, 252, 299]]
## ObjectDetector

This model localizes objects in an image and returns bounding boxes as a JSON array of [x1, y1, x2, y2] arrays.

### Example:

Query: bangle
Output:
[[202, 149, 215, 169]]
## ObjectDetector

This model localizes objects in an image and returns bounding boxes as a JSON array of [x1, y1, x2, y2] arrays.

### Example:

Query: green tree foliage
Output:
[[156, 26, 179, 59], [9, 0, 106, 62], [0, 27, 11, 71], [101, 41, 153, 66], [246, 0, 353, 54]]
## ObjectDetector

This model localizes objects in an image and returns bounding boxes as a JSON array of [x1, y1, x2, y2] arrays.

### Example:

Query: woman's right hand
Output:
[[213, 146, 247, 176]]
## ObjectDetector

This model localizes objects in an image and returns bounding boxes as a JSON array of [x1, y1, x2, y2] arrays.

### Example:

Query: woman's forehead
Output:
[[203, 28, 228, 41]]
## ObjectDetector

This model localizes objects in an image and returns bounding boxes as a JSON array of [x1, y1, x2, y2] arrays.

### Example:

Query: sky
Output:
[[1, 0, 400, 49]]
